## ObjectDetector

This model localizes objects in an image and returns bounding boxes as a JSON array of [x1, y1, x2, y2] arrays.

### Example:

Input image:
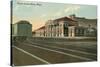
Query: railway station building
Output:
[[33, 14, 97, 37]]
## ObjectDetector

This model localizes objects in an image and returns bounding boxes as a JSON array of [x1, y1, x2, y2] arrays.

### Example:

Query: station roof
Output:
[[53, 16, 77, 22], [33, 26, 45, 32]]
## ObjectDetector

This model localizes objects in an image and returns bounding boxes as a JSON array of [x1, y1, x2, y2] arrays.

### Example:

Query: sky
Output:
[[12, 0, 97, 31]]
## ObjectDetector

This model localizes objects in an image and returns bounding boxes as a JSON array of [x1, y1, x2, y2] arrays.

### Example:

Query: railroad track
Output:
[[25, 40, 97, 60], [28, 39, 97, 53], [12, 39, 97, 66]]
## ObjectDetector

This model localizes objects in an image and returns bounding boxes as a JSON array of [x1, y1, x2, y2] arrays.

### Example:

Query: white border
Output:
[[0, 0, 99, 67]]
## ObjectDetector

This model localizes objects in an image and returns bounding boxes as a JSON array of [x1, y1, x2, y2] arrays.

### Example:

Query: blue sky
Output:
[[12, 0, 97, 30]]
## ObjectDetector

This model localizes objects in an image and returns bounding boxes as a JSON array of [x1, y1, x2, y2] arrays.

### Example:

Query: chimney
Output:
[[69, 14, 76, 20]]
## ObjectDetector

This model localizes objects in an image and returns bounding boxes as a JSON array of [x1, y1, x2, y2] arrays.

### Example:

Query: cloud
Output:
[[52, 5, 81, 18], [55, 11, 62, 16], [64, 5, 80, 14], [40, 14, 47, 18], [14, 5, 20, 11]]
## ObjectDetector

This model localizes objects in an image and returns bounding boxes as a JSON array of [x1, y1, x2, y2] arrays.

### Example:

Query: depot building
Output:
[[33, 14, 97, 37]]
